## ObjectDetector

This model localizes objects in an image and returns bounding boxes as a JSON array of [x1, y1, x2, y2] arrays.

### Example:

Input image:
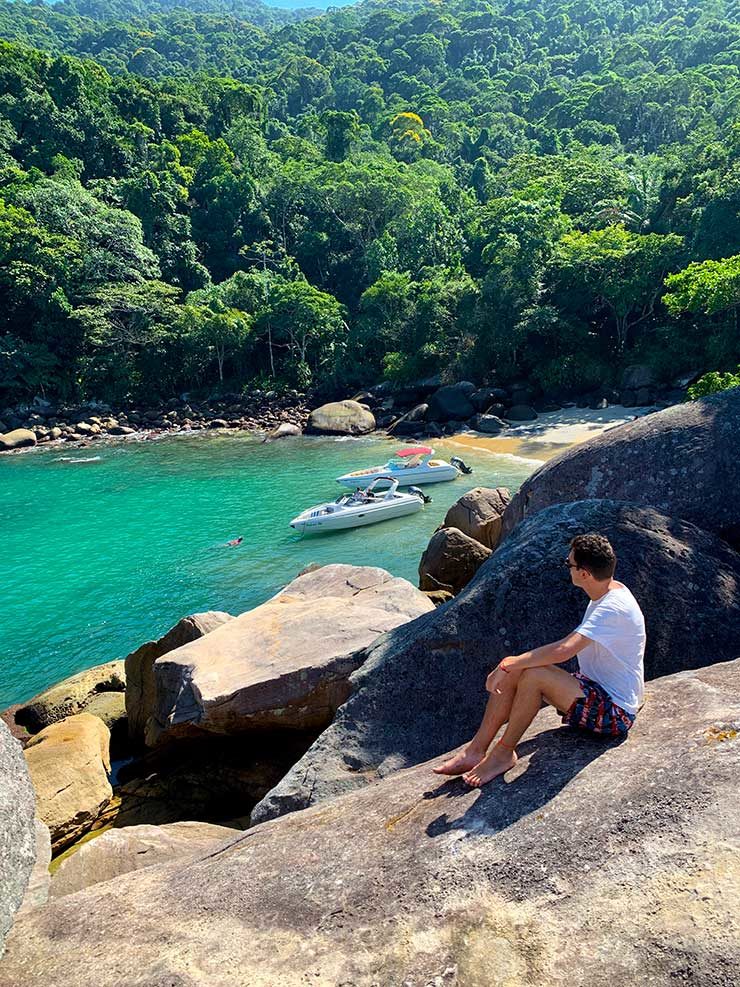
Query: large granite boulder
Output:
[[0, 428, 36, 451], [426, 382, 476, 421], [0, 720, 36, 957], [307, 400, 375, 435], [442, 486, 511, 550], [418, 527, 492, 595], [15, 660, 125, 734], [502, 387, 740, 545], [24, 714, 112, 853], [125, 611, 234, 745], [50, 821, 240, 899], [145, 566, 434, 746], [3, 658, 739, 986], [253, 499, 740, 822]]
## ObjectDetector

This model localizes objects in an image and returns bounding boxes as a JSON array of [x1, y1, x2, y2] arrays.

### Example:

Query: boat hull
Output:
[[336, 465, 459, 488], [290, 497, 423, 533]]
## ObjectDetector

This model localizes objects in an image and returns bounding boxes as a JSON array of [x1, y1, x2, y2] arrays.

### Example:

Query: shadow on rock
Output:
[[422, 727, 616, 839]]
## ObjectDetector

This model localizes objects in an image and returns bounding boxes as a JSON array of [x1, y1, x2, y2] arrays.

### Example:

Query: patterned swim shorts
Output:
[[562, 673, 635, 738]]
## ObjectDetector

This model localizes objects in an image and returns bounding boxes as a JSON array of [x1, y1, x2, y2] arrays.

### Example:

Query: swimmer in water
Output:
[[225, 537, 243, 547]]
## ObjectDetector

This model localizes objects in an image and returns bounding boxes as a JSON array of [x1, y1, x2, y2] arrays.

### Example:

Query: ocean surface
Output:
[[0, 432, 541, 707]]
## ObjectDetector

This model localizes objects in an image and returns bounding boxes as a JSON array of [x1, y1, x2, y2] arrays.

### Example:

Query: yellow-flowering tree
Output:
[[389, 112, 431, 161]]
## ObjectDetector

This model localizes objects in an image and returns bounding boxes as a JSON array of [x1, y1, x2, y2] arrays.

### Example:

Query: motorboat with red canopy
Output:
[[336, 446, 471, 489]]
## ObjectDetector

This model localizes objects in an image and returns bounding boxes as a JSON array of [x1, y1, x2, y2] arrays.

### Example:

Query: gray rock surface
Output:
[[146, 566, 434, 745], [15, 660, 126, 734], [307, 400, 375, 435], [442, 486, 511, 550], [253, 500, 740, 823], [2, 659, 739, 987], [426, 382, 476, 421], [50, 821, 240, 898], [125, 611, 234, 744], [0, 720, 36, 957], [502, 387, 740, 544], [16, 819, 51, 919], [418, 527, 492, 595]]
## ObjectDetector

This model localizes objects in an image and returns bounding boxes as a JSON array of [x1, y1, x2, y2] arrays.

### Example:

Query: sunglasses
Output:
[[564, 559, 580, 570]]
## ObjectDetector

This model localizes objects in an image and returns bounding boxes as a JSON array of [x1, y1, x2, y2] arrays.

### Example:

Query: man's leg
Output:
[[463, 667, 585, 787], [433, 667, 523, 775]]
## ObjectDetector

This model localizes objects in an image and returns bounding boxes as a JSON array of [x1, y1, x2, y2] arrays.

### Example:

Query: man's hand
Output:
[[486, 658, 517, 695]]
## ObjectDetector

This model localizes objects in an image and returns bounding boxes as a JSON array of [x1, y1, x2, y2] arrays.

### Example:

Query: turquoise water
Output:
[[0, 432, 540, 707]]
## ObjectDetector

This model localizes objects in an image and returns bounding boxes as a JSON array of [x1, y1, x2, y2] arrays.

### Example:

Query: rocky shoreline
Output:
[[0, 388, 312, 452], [0, 364, 690, 453]]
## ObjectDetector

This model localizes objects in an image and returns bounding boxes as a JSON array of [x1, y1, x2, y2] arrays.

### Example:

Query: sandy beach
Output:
[[445, 405, 655, 462]]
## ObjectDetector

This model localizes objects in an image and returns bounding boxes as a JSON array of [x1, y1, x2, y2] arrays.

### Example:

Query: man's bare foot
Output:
[[462, 746, 518, 787], [433, 747, 487, 776]]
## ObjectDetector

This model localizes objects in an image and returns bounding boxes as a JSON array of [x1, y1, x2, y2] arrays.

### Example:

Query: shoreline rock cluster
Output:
[[1, 565, 435, 874], [0, 363, 689, 453], [365, 364, 689, 439], [0, 389, 311, 452]]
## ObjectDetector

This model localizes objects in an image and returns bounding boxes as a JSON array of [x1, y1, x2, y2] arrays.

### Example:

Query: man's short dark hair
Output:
[[570, 533, 616, 580]]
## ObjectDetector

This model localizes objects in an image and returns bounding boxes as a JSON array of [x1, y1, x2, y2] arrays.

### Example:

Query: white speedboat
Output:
[[336, 446, 472, 489], [290, 476, 429, 534]]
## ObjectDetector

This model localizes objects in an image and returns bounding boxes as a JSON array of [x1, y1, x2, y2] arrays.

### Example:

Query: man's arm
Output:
[[486, 631, 591, 693]]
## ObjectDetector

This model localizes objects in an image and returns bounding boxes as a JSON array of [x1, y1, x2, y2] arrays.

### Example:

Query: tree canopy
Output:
[[0, 0, 739, 403]]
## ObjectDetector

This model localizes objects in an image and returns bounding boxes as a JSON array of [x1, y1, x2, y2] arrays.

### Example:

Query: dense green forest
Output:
[[1, 0, 739, 405]]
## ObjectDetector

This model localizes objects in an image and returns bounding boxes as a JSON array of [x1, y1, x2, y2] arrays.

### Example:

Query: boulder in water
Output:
[[0, 428, 36, 451], [253, 499, 740, 822], [442, 486, 511, 550], [263, 422, 302, 441], [145, 565, 433, 745], [470, 413, 508, 433], [501, 387, 740, 545], [418, 527, 492, 595], [307, 400, 375, 435]]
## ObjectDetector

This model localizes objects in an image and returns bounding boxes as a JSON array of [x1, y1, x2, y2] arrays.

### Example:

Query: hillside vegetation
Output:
[[1, 0, 739, 403]]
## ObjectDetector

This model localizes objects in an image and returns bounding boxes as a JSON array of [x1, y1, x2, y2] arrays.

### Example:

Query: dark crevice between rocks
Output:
[[99, 727, 324, 832]]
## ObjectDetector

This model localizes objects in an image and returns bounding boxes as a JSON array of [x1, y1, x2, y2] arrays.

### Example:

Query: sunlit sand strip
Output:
[[440, 405, 655, 463]]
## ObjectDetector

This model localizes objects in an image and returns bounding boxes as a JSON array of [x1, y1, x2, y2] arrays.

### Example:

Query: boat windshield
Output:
[[390, 453, 426, 469]]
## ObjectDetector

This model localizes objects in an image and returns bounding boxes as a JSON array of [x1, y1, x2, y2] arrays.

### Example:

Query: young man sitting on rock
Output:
[[434, 533, 646, 787]]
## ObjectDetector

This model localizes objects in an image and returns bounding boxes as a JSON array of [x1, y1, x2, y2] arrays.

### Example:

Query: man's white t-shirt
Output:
[[575, 583, 646, 714]]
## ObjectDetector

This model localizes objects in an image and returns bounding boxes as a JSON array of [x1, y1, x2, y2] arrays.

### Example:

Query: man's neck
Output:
[[586, 578, 618, 602]]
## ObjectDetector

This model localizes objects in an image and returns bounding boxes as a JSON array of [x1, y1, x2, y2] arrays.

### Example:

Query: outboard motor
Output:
[[409, 486, 432, 504], [450, 456, 473, 475]]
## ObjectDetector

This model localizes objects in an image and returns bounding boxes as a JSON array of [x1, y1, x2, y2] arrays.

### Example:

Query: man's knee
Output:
[[518, 667, 545, 688]]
